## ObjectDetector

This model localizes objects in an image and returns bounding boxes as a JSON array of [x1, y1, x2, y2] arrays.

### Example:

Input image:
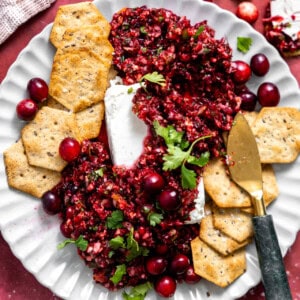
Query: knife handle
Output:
[[252, 215, 292, 300]]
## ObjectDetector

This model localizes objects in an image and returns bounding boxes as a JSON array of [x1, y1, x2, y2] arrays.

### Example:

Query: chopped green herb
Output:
[[140, 26, 147, 35], [237, 36, 253, 53], [126, 228, 149, 262], [110, 264, 127, 285], [153, 121, 211, 189], [140, 72, 166, 87], [122, 282, 153, 300], [194, 25, 205, 38], [147, 212, 163, 226], [109, 236, 126, 250], [127, 87, 134, 94], [106, 210, 124, 229], [57, 235, 88, 251]]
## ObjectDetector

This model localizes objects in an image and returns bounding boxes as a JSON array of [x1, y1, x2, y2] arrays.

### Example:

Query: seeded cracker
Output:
[[50, 2, 110, 48], [3, 140, 61, 198], [49, 48, 110, 112], [191, 237, 246, 287], [21, 106, 80, 172], [252, 107, 300, 163], [75, 102, 105, 140]]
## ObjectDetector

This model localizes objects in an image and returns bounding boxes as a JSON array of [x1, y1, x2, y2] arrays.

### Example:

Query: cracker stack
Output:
[[4, 2, 112, 198]]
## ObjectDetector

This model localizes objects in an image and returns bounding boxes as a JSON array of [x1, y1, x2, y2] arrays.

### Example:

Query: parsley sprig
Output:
[[122, 281, 153, 300], [153, 120, 210, 189], [57, 235, 88, 251]]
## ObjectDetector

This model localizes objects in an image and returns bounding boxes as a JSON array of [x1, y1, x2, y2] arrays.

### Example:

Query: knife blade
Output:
[[227, 112, 292, 300]]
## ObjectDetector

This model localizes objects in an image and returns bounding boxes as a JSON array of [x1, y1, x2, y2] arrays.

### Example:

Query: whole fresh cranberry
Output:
[[250, 53, 270, 76], [155, 275, 177, 298], [257, 82, 280, 107], [157, 188, 181, 211], [170, 253, 190, 275], [236, 2, 259, 24], [16, 99, 38, 121], [59, 137, 81, 162], [60, 221, 72, 238], [155, 244, 169, 255], [231, 60, 252, 84], [143, 172, 165, 194], [239, 91, 257, 111], [146, 256, 168, 275], [41, 191, 62, 215], [184, 265, 201, 284], [27, 77, 48, 103]]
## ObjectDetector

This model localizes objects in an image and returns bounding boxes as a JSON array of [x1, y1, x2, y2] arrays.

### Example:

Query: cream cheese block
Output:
[[104, 77, 205, 224]]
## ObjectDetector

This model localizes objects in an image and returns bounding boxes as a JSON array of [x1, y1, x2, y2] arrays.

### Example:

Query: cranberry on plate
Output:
[[155, 275, 177, 298], [236, 2, 259, 24], [59, 137, 81, 162], [231, 60, 252, 84], [146, 256, 168, 275], [16, 99, 38, 121], [41, 191, 62, 215], [170, 253, 190, 275], [250, 53, 270, 76], [27, 77, 48, 103], [257, 82, 280, 107]]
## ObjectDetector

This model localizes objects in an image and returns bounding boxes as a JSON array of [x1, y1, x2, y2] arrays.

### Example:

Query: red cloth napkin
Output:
[[0, 0, 56, 44]]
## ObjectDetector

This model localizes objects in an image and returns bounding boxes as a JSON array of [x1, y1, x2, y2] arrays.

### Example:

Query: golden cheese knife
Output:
[[227, 112, 292, 300]]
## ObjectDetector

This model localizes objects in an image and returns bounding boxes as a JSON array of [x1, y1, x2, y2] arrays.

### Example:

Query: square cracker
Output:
[[60, 25, 114, 66], [3, 140, 61, 198], [49, 48, 110, 112], [75, 102, 105, 140], [252, 107, 300, 163], [200, 204, 251, 256], [50, 2, 110, 48], [21, 106, 80, 172], [191, 237, 246, 288], [212, 204, 253, 243], [203, 158, 279, 209]]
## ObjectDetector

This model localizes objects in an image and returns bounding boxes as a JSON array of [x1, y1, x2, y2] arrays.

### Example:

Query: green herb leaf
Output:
[[57, 235, 88, 251], [181, 164, 197, 189], [140, 72, 166, 87], [110, 264, 126, 285], [140, 26, 147, 35], [187, 151, 210, 167], [109, 236, 126, 250], [127, 87, 134, 94], [162, 145, 189, 171], [237, 36, 253, 53], [106, 210, 124, 229], [126, 228, 149, 262], [147, 212, 163, 226], [122, 282, 153, 300], [194, 25, 205, 38]]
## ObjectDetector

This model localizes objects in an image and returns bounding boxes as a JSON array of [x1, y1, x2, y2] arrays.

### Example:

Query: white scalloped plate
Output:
[[0, 0, 300, 299]]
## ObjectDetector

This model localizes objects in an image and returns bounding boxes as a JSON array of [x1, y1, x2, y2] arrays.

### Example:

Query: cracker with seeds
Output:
[[200, 204, 251, 256], [203, 158, 279, 209], [252, 107, 300, 163], [191, 237, 246, 287], [3, 140, 61, 198], [60, 25, 114, 65], [50, 2, 110, 48], [76, 102, 105, 140], [49, 48, 110, 112], [21, 106, 80, 172]]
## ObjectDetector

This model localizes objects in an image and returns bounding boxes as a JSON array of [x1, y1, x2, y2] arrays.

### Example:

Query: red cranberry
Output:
[[157, 188, 181, 211], [155, 275, 177, 298], [143, 172, 165, 193], [155, 244, 169, 255], [146, 256, 168, 275], [59, 137, 81, 162], [27, 77, 48, 103], [41, 191, 62, 215], [60, 221, 72, 238], [16, 99, 38, 121], [170, 253, 190, 275], [257, 82, 280, 107], [250, 53, 270, 76], [239, 91, 257, 111], [231, 60, 252, 84], [236, 2, 259, 24], [184, 265, 201, 284]]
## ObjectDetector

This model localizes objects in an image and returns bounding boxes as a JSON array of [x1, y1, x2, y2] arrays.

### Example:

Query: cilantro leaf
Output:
[[163, 145, 189, 171], [122, 282, 153, 300], [181, 164, 197, 189], [126, 228, 149, 262], [237, 37, 252, 53], [187, 151, 210, 167], [194, 25, 205, 38], [57, 235, 88, 251], [110, 264, 127, 285], [140, 71, 166, 87], [109, 236, 126, 250], [106, 210, 124, 229], [147, 212, 163, 226]]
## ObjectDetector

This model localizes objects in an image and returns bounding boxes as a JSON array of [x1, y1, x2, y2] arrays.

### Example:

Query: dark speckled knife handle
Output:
[[252, 215, 292, 300]]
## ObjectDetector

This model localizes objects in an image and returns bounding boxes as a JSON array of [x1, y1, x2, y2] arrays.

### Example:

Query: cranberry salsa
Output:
[[47, 6, 272, 299]]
